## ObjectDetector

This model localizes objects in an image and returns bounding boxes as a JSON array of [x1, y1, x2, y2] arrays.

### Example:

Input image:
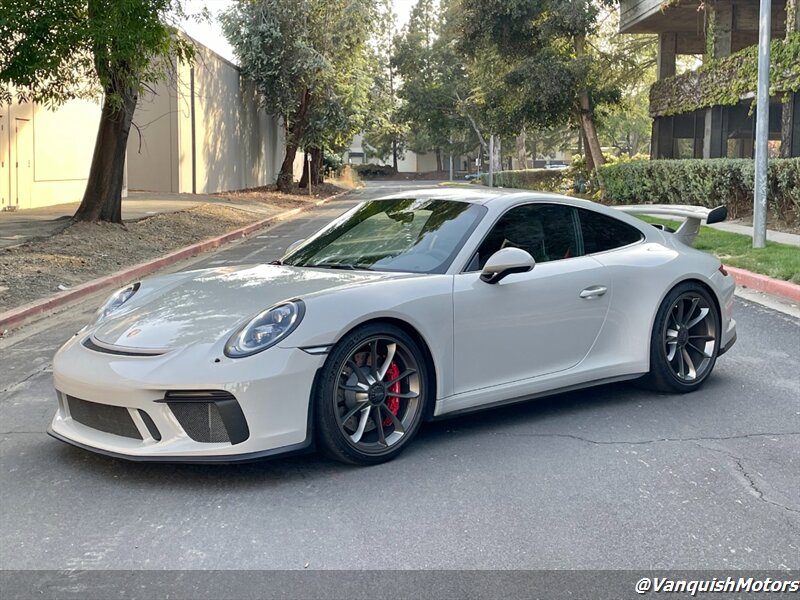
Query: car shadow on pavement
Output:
[[45, 376, 729, 488]]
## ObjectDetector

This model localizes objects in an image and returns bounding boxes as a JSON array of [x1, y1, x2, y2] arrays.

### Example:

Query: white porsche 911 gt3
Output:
[[49, 189, 737, 465]]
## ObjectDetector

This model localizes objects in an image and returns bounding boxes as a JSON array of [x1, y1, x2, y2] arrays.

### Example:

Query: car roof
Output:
[[379, 186, 601, 212], [376, 186, 662, 238]]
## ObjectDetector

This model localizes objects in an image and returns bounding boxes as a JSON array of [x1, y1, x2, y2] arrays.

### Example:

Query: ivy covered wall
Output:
[[649, 32, 800, 117]]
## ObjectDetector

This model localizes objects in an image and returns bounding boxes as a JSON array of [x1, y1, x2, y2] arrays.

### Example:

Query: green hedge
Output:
[[480, 168, 567, 193], [597, 158, 800, 224], [353, 163, 395, 177]]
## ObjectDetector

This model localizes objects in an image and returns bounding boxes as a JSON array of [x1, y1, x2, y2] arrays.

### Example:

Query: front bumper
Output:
[[49, 334, 325, 462], [713, 269, 737, 357]]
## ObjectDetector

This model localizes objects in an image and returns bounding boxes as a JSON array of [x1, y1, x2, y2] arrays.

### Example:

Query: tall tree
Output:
[[363, 6, 407, 171], [458, 0, 619, 171], [393, 0, 482, 171], [223, 0, 381, 192], [222, 0, 318, 192], [0, 0, 195, 223], [300, 0, 389, 185], [590, 6, 655, 156]]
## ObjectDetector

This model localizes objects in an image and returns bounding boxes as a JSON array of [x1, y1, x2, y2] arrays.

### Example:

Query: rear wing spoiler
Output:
[[613, 204, 727, 246]]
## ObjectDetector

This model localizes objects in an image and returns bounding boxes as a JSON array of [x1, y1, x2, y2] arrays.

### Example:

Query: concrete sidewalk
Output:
[[0, 191, 293, 250], [708, 221, 800, 246]]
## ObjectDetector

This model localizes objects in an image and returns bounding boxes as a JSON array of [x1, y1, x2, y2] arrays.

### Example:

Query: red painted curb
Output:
[[0, 192, 348, 333], [726, 266, 800, 303]]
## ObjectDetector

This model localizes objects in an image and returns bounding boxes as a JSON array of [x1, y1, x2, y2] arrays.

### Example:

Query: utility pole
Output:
[[449, 136, 454, 181], [753, 0, 772, 248], [488, 135, 494, 187], [307, 153, 313, 197]]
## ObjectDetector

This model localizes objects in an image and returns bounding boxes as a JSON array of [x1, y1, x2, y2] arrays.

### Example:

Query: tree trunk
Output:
[[574, 34, 605, 171], [299, 150, 310, 188], [578, 97, 604, 169], [277, 88, 311, 193], [310, 147, 322, 184], [392, 138, 398, 173], [435, 148, 443, 172], [491, 135, 502, 172], [516, 128, 527, 169], [455, 90, 488, 159], [72, 90, 137, 223], [582, 128, 595, 172]]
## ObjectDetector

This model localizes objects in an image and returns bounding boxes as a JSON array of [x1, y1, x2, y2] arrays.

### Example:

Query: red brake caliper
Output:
[[384, 362, 401, 427]]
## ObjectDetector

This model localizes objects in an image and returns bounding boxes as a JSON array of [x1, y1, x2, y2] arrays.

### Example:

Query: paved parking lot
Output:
[[1, 182, 798, 574]]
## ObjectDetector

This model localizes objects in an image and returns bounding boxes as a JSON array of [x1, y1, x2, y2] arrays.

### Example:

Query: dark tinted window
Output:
[[579, 209, 644, 254], [470, 204, 580, 270]]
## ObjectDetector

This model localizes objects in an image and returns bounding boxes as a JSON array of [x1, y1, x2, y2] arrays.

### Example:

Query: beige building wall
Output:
[[0, 98, 102, 210], [2, 40, 289, 210], [127, 76, 179, 193], [129, 44, 285, 194], [346, 134, 450, 173], [414, 152, 440, 173]]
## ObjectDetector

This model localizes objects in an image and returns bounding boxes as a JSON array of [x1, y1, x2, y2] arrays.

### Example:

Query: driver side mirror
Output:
[[480, 248, 535, 284]]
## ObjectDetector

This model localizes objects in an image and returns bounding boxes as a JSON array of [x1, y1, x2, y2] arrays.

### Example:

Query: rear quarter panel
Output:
[[587, 239, 722, 374]]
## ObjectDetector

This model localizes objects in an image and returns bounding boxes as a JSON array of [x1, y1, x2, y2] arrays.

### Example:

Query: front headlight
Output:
[[224, 300, 305, 358], [94, 283, 140, 323]]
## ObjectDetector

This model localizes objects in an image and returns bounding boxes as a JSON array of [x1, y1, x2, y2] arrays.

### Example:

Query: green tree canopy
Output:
[[0, 0, 196, 222], [222, 0, 384, 190], [457, 0, 620, 170]]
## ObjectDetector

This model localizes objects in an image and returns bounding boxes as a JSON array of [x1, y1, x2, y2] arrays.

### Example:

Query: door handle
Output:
[[580, 285, 607, 299]]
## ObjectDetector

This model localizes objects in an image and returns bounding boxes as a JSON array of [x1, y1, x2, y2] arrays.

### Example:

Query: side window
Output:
[[470, 204, 580, 271], [579, 209, 644, 254]]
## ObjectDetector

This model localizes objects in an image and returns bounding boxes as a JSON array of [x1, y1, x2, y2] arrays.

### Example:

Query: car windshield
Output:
[[282, 198, 486, 274]]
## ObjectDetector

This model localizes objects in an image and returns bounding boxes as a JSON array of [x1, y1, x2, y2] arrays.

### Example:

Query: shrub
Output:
[[323, 150, 344, 176], [353, 163, 395, 178], [480, 168, 568, 193], [597, 158, 800, 224]]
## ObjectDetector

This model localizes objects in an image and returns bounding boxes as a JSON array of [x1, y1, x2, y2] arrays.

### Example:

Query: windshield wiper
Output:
[[308, 263, 373, 271]]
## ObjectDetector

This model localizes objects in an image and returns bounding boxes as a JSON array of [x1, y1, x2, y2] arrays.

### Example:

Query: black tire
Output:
[[641, 281, 721, 393], [314, 323, 430, 465]]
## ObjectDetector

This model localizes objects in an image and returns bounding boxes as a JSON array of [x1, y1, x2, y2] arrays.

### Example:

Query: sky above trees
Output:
[[179, 0, 415, 63]]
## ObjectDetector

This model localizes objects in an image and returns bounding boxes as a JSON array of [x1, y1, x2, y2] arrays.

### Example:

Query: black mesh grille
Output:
[[67, 396, 142, 440], [168, 402, 230, 443]]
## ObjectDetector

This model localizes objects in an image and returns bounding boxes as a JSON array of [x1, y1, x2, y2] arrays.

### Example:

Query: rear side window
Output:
[[579, 209, 643, 254]]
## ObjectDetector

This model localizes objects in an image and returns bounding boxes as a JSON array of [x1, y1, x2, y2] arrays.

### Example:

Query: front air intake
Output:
[[161, 391, 249, 445], [67, 396, 142, 440]]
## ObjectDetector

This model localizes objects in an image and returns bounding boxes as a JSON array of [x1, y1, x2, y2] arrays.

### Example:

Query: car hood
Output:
[[92, 264, 399, 350]]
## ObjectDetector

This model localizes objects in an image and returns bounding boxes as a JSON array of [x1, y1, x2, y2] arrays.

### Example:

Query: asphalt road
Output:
[[1, 182, 798, 578]]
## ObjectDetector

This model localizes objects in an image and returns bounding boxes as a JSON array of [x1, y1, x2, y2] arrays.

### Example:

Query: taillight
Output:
[[719, 264, 729, 276]]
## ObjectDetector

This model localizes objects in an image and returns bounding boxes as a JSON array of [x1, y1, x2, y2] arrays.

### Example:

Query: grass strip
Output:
[[638, 216, 800, 284]]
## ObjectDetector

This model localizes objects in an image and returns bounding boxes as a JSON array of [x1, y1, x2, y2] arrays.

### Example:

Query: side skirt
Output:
[[431, 373, 645, 420]]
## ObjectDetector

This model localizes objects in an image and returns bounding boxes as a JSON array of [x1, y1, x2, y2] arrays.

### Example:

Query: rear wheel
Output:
[[642, 282, 720, 393], [314, 324, 429, 465]]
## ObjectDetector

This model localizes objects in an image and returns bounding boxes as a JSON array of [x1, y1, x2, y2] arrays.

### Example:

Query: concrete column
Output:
[[780, 0, 800, 157], [651, 117, 674, 159], [693, 112, 705, 158], [703, 106, 727, 158], [711, 1, 734, 59], [781, 93, 800, 157], [657, 32, 678, 80]]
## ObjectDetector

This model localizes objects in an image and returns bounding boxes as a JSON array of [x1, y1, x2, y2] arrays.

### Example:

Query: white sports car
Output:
[[49, 189, 737, 465]]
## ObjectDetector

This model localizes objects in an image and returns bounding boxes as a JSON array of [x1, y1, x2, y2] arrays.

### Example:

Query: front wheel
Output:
[[314, 324, 430, 465], [641, 282, 721, 393]]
